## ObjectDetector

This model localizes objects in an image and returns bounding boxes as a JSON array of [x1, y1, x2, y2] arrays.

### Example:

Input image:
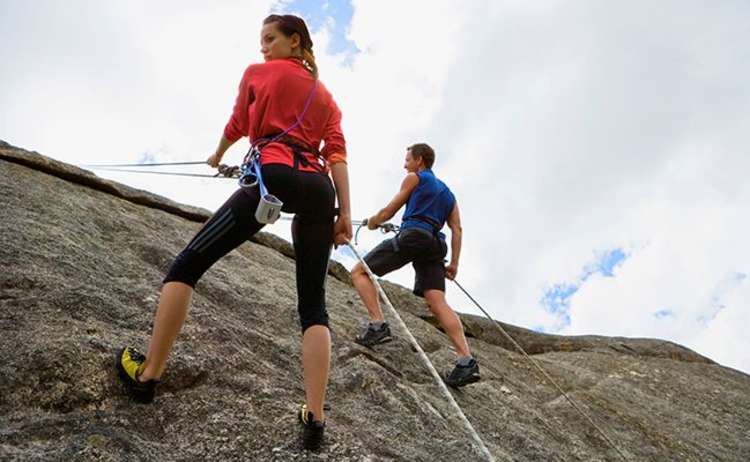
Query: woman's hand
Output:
[[207, 152, 223, 168], [329, 162, 352, 247], [208, 135, 235, 168], [333, 214, 353, 247]]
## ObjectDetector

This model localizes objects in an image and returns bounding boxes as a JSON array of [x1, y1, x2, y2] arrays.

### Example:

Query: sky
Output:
[[1, 0, 748, 374]]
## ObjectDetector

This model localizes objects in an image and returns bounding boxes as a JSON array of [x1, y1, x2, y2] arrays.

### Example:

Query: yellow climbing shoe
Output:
[[116, 346, 158, 404], [298, 403, 326, 451]]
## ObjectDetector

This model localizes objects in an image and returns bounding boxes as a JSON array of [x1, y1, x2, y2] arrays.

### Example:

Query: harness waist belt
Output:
[[402, 226, 439, 240], [258, 133, 326, 173], [406, 215, 442, 236]]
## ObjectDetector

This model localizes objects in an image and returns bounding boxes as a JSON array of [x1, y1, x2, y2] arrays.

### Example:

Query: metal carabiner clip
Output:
[[239, 170, 259, 189], [239, 146, 261, 189]]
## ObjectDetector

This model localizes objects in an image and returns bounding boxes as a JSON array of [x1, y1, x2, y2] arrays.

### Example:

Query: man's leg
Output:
[[351, 233, 411, 322], [423, 289, 471, 358], [351, 236, 411, 346], [415, 240, 480, 387], [351, 262, 392, 346], [351, 263, 385, 322]]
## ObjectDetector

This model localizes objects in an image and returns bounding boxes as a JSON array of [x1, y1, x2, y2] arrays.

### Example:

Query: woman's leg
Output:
[[138, 188, 264, 381], [289, 166, 335, 421], [293, 215, 334, 421], [301, 325, 331, 420], [140, 281, 194, 381]]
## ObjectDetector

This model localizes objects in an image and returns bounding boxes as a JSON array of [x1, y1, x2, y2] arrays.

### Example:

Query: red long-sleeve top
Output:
[[223, 58, 346, 172]]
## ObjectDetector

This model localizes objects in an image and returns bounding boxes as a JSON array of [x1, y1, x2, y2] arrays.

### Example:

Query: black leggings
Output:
[[164, 164, 335, 332]]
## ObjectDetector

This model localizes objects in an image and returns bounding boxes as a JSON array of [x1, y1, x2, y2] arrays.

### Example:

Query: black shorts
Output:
[[364, 227, 448, 297]]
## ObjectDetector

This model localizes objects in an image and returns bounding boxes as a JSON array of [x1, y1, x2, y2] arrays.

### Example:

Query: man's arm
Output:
[[445, 201, 462, 280], [367, 173, 419, 229]]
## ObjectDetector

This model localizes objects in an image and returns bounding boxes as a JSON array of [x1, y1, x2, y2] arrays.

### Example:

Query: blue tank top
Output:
[[401, 169, 455, 239]]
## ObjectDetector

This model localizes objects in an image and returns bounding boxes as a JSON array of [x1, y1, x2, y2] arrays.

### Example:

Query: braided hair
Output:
[[263, 14, 318, 79]]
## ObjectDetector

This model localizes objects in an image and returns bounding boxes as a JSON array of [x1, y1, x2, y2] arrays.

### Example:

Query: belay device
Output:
[[238, 78, 318, 224], [239, 147, 283, 224]]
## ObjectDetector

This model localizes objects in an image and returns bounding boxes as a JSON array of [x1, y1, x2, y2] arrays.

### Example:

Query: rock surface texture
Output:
[[1, 140, 749, 461]]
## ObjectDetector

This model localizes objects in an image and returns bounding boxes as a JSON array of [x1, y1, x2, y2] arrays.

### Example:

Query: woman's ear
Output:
[[290, 32, 302, 50]]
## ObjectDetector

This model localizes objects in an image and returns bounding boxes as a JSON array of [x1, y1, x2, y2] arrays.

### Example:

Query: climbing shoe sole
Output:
[[116, 346, 158, 404], [298, 403, 326, 451], [354, 324, 393, 347]]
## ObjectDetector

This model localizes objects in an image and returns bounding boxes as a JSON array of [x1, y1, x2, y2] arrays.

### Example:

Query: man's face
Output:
[[404, 150, 421, 173]]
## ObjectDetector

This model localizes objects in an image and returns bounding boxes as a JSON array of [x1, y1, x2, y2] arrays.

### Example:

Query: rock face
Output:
[[1, 140, 749, 462]]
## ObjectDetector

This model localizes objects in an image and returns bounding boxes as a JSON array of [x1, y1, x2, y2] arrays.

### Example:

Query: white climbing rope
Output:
[[451, 279, 630, 462], [346, 241, 496, 462]]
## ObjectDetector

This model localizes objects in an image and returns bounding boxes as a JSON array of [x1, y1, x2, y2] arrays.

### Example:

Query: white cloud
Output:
[[0, 0, 274, 201]]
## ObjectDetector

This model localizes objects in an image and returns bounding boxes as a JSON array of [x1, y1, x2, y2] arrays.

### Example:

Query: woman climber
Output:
[[116, 14, 351, 451]]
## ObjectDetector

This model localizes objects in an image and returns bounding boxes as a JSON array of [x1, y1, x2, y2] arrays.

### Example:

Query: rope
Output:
[[354, 223, 628, 460], [82, 161, 207, 168], [84, 167, 235, 179], [346, 241, 497, 462], [84, 163, 241, 179], [451, 280, 630, 462], [276, 216, 366, 227]]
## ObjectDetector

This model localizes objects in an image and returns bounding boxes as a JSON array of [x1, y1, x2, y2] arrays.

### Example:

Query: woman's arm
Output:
[[207, 135, 236, 167], [330, 161, 352, 245], [208, 65, 256, 167]]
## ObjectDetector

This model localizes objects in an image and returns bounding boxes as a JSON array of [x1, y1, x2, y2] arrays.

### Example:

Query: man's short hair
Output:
[[407, 143, 435, 169]]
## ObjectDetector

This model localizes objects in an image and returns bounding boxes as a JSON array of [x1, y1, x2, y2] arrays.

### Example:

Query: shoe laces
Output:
[[128, 347, 146, 363]]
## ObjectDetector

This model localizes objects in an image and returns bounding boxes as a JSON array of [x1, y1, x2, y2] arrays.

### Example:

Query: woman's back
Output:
[[224, 58, 346, 171]]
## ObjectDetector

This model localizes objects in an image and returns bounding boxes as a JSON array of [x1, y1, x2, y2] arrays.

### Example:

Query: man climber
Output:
[[350, 143, 479, 387]]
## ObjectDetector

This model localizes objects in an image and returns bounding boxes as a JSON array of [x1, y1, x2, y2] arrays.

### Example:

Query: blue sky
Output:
[[275, 0, 359, 61], [541, 248, 627, 330]]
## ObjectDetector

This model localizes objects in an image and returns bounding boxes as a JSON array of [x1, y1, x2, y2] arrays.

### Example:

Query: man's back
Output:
[[401, 169, 455, 237]]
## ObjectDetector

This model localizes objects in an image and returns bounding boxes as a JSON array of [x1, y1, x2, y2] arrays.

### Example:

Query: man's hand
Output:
[[366, 215, 379, 230], [445, 262, 458, 280], [334, 214, 353, 247], [207, 152, 223, 168]]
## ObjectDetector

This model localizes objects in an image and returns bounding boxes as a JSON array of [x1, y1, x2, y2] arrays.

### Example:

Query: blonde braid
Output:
[[302, 48, 318, 79]]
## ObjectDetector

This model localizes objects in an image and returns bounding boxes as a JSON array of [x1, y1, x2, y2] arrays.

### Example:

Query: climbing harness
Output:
[[346, 241, 497, 462], [238, 79, 319, 225], [237, 148, 283, 224]]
